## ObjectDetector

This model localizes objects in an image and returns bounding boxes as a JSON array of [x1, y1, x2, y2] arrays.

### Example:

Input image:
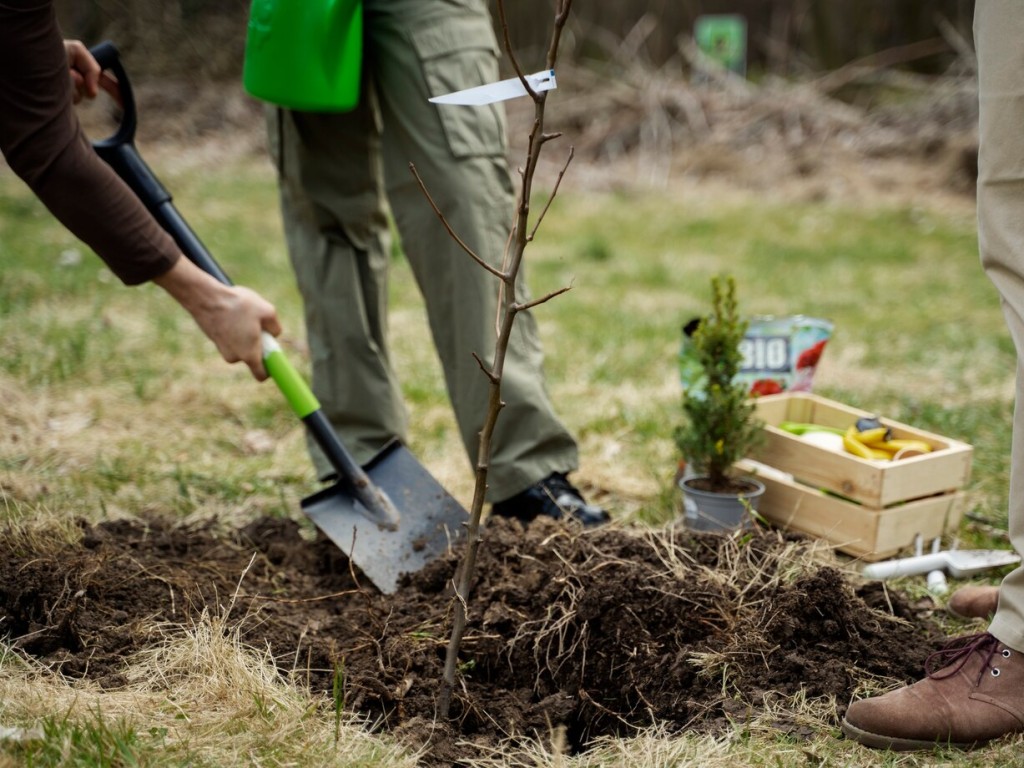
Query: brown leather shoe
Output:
[[842, 633, 1024, 750], [948, 586, 1000, 619]]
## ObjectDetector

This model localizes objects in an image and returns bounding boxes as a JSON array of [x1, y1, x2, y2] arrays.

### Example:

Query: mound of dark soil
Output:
[[0, 515, 947, 764]]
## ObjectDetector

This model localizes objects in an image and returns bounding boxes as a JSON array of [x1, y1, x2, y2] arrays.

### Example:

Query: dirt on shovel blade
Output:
[[0, 514, 946, 765]]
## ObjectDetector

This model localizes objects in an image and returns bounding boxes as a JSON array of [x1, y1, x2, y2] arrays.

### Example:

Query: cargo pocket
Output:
[[411, 16, 506, 159]]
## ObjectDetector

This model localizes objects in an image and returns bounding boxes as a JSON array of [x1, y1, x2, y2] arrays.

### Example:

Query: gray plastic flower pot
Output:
[[679, 476, 766, 532]]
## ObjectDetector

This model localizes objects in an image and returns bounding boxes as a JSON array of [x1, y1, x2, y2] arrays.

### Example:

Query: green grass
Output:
[[522, 189, 1012, 535], [0, 151, 1017, 766], [7, 711, 179, 768]]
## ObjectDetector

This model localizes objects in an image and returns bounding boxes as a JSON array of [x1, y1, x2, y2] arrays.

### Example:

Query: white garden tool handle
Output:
[[861, 553, 948, 579]]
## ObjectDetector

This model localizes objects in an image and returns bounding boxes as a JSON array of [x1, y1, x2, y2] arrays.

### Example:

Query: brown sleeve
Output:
[[0, 0, 180, 285]]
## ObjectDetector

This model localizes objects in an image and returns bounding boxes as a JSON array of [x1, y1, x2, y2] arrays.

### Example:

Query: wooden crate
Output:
[[738, 460, 966, 561], [740, 392, 973, 560], [748, 392, 972, 507]]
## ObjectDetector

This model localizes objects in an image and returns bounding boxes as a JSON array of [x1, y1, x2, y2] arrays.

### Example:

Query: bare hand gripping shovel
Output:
[[88, 41, 467, 593]]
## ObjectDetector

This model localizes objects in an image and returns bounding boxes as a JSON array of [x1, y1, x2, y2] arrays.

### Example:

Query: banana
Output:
[[868, 438, 933, 454], [843, 426, 877, 460], [882, 438, 933, 453], [854, 427, 891, 445], [847, 429, 934, 461], [866, 443, 898, 459], [839, 422, 934, 461]]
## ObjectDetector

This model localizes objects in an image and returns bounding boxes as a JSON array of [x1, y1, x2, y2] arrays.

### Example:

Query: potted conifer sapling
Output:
[[675, 275, 765, 531]]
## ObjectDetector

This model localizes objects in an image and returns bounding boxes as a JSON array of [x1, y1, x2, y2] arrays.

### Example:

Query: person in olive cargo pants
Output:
[[267, 0, 607, 525], [842, 0, 1024, 750]]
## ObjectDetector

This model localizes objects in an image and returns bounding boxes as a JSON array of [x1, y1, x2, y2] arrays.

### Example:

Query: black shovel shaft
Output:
[[87, 41, 395, 524], [98, 143, 233, 286], [89, 41, 231, 285]]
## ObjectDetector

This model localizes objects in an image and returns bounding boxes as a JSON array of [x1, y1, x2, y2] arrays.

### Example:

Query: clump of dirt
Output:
[[0, 515, 946, 764]]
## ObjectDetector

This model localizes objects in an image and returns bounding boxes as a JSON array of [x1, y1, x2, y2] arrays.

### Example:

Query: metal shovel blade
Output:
[[945, 549, 1021, 578], [301, 440, 467, 593]]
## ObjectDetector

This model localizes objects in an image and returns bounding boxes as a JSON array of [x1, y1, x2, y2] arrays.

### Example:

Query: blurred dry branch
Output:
[[523, 27, 979, 191], [56, 0, 975, 81], [61, 0, 981, 197]]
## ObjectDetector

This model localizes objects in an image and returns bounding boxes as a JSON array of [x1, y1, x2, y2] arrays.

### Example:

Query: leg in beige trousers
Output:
[[979, 0, 1024, 652], [840, 1, 1024, 750]]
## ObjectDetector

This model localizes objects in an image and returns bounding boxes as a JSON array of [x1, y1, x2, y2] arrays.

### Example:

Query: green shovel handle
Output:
[[261, 332, 319, 418], [260, 332, 400, 530]]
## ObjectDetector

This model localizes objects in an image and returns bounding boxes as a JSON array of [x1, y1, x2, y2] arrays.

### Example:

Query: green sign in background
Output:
[[694, 14, 747, 76]]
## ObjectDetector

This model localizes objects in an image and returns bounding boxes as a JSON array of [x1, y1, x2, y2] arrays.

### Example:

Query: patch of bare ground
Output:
[[0, 515, 946, 764]]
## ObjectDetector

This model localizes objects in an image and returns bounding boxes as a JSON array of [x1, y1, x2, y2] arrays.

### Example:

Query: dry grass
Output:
[[463, 722, 736, 767], [0, 601, 419, 766]]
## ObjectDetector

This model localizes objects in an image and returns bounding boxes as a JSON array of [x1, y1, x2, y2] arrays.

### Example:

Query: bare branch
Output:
[[528, 146, 574, 242], [811, 38, 950, 95], [438, 0, 574, 721], [495, 0, 518, 73], [934, 12, 976, 68], [517, 284, 573, 313], [471, 352, 500, 384], [546, 0, 573, 70], [497, 0, 559, 105], [409, 162, 505, 279], [496, 0, 535, 100]]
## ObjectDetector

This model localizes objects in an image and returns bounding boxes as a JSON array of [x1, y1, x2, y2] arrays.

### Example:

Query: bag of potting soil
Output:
[[680, 315, 834, 397]]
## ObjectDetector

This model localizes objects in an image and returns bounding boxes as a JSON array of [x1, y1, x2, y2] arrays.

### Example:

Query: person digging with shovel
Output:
[[265, 0, 609, 527], [0, 0, 281, 381], [842, 1, 1024, 750]]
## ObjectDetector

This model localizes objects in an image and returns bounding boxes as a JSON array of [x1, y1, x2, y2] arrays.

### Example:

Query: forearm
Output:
[[152, 257, 235, 316], [0, 0, 179, 284], [29, 132, 181, 284], [153, 258, 282, 381]]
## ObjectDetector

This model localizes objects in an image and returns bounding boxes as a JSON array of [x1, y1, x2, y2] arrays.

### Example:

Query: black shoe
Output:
[[490, 472, 610, 528]]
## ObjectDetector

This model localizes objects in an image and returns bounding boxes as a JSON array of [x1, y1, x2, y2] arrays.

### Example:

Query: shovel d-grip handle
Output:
[[87, 41, 400, 530]]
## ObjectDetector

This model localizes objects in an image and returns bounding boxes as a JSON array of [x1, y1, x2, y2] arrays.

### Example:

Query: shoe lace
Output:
[[925, 632, 1000, 684]]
